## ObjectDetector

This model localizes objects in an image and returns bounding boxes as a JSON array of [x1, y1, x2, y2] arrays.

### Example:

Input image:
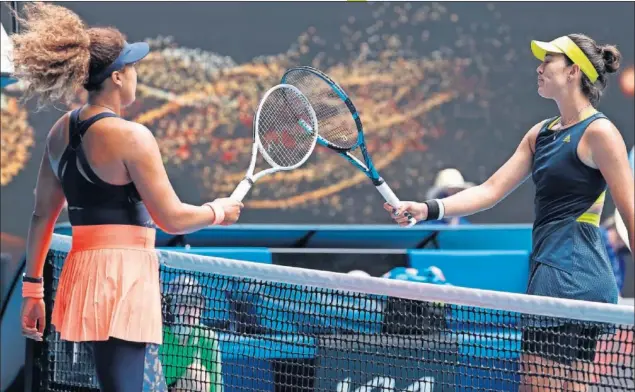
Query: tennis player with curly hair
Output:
[[14, 3, 243, 390], [389, 34, 634, 392]]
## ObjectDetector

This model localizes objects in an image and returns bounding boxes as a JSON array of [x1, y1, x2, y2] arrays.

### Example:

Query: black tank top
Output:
[[57, 109, 154, 227]]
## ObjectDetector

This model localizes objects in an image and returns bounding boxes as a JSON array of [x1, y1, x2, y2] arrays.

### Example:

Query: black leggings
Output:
[[92, 338, 166, 391]]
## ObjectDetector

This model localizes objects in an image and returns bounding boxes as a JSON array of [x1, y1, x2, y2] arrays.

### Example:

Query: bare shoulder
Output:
[[114, 120, 159, 156], [527, 119, 548, 136], [118, 120, 154, 139], [585, 117, 622, 142], [46, 112, 69, 141], [582, 117, 626, 168], [524, 119, 550, 153], [46, 112, 72, 159]]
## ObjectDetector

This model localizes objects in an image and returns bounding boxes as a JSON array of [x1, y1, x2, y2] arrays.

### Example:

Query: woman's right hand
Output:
[[21, 297, 45, 341], [384, 201, 429, 226], [212, 198, 244, 225]]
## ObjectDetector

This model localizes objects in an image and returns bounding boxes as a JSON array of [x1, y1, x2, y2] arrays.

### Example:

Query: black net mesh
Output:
[[27, 243, 634, 392]]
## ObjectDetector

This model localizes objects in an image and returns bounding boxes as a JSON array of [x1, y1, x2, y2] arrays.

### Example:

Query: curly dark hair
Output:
[[10, 2, 127, 107]]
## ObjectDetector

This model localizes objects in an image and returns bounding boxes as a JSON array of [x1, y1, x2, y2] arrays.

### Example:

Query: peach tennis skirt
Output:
[[51, 225, 163, 344]]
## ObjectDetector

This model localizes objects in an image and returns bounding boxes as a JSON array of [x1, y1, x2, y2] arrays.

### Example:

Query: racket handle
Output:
[[375, 182, 417, 227], [231, 179, 253, 202]]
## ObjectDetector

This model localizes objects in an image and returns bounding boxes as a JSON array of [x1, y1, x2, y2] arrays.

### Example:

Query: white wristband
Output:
[[205, 202, 225, 225], [435, 199, 445, 220]]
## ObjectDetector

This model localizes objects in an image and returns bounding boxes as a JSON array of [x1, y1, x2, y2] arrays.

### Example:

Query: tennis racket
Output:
[[281, 66, 416, 226], [230, 84, 318, 201]]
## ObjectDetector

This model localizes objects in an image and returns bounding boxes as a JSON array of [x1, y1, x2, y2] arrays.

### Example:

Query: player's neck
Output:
[[87, 93, 122, 116], [554, 93, 594, 127]]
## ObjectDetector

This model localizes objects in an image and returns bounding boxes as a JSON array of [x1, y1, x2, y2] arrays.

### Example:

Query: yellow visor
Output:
[[531, 36, 599, 83]]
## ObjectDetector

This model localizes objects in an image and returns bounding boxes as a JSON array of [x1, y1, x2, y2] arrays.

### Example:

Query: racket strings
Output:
[[283, 70, 358, 150], [257, 88, 317, 169]]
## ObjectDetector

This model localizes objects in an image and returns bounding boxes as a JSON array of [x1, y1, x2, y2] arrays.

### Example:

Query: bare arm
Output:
[[25, 143, 66, 278], [389, 121, 543, 224], [441, 122, 541, 217], [586, 120, 635, 252], [122, 123, 240, 235]]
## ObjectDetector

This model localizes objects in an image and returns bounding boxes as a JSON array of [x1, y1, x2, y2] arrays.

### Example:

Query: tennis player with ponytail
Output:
[[15, 3, 242, 390], [388, 34, 634, 391]]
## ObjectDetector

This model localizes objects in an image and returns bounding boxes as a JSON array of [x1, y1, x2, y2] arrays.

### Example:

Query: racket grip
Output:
[[375, 183, 417, 227], [230, 179, 253, 202]]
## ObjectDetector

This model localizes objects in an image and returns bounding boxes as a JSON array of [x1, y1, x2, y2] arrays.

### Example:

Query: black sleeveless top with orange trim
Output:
[[57, 109, 154, 227]]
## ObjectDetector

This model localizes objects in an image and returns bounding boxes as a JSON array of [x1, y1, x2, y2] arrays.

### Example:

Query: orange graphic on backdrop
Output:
[[1, 3, 515, 221]]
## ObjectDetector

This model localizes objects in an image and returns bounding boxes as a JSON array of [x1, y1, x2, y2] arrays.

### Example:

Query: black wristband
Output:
[[423, 200, 440, 221], [22, 274, 43, 284]]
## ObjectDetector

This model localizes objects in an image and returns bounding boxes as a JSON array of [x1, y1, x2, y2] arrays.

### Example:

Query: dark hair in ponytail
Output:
[[564, 33, 621, 106]]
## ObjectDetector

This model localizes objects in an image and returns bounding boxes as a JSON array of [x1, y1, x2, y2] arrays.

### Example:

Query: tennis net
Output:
[[26, 234, 634, 392]]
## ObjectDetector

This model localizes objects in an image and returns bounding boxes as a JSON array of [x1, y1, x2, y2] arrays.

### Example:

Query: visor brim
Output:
[[531, 40, 563, 61]]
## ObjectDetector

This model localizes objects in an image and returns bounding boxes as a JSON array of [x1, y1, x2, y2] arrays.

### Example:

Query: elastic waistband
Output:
[[71, 225, 156, 251]]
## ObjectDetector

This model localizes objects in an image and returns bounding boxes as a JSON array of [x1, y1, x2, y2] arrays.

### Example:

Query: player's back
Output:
[[49, 107, 153, 227]]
